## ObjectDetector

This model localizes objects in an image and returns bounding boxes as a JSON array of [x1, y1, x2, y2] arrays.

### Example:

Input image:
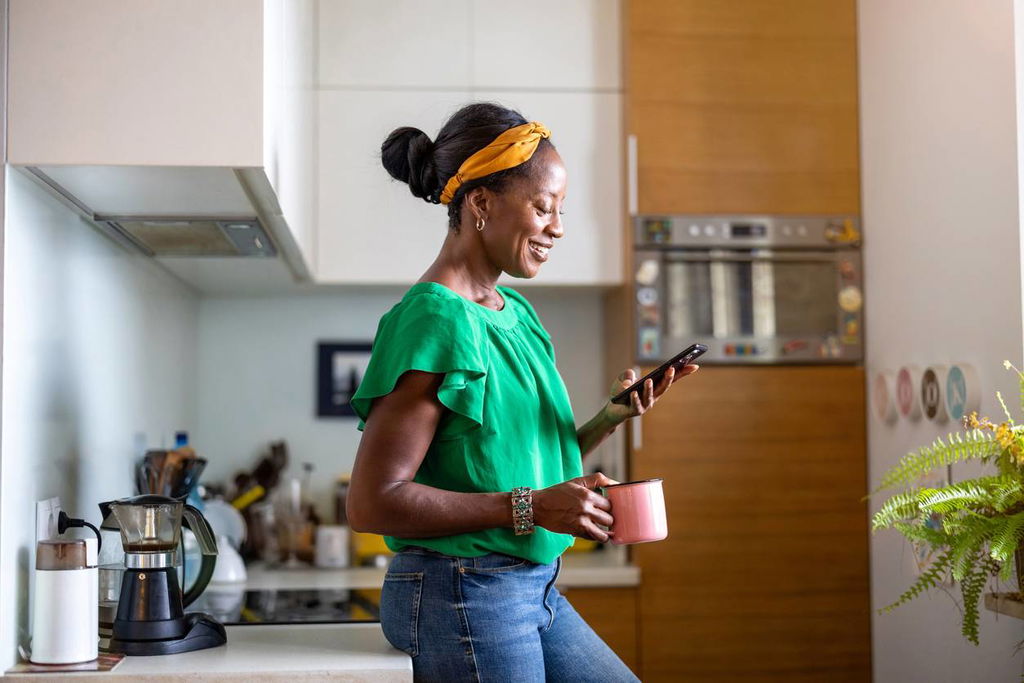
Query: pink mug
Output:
[[601, 478, 668, 545]]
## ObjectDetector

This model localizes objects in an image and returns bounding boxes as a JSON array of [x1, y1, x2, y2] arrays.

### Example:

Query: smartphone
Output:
[[610, 343, 708, 405]]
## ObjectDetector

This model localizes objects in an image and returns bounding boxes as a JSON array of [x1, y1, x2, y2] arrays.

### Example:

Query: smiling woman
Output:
[[345, 102, 694, 681]]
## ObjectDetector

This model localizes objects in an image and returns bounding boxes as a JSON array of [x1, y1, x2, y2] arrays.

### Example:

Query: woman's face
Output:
[[478, 145, 567, 279]]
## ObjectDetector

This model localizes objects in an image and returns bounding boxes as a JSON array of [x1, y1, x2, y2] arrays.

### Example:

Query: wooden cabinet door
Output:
[[626, 0, 860, 214], [630, 365, 870, 681], [560, 587, 640, 677]]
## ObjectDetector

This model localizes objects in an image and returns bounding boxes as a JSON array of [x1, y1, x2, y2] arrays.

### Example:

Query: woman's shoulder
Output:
[[378, 282, 485, 335]]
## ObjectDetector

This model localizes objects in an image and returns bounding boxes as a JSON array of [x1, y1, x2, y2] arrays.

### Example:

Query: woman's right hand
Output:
[[532, 473, 618, 542]]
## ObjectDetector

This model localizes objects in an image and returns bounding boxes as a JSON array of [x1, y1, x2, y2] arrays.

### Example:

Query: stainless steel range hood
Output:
[[22, 165, 302, 266], [91, 217, 275, 258]]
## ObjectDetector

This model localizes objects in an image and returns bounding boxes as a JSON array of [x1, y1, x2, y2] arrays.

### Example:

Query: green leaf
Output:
[[873, 430, 1001, 493], [948, 516, 995, 581], [959, 556, 991, 646], [989, 510, 1024, 562], [918, 475, 1024, 515], [893, 520, 950, 548], [872, 489, 922, 531], [880, 551, 952, 614]]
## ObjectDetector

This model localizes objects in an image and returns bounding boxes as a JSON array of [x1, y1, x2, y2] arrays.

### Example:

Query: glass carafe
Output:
[[110, 495, 184, 553]]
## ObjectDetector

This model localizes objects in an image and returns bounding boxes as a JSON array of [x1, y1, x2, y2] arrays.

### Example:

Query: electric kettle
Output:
[[105, 495, 226, 655]]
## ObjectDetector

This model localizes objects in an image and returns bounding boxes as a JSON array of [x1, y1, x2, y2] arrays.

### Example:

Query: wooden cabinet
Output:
[[626, 0, 860, 215], [314, 0, 623, 285], [560, 587, 640, 677], [628, 366, 870, 681]]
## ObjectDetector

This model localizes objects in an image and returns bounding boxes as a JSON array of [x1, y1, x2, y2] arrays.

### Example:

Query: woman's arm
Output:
[[347, 369, 617, 541], [577, 410, 621, 460], [576, 365, 701, 459]]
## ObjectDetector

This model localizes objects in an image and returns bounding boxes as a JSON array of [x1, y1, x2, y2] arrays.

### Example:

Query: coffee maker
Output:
[[106, 495, 226, 655]]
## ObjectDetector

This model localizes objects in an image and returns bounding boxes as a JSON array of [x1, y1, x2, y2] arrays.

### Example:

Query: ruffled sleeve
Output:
[[350, 292, 488, 437]]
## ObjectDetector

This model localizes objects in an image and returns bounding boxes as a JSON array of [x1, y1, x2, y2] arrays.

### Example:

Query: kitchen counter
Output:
[[244, 548, 640, 591], [6, 624, 410, 682]]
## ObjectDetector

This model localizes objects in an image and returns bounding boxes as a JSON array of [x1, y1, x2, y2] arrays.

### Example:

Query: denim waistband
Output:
[[392, 545, 560, 574]]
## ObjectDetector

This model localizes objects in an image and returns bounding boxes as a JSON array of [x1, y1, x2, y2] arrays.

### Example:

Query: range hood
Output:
[[8, 0, 317, 288], [24, 166, 280, 260]]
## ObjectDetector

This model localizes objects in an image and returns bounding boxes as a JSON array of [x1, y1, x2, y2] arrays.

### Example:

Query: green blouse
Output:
[[350, 281, 583, 565]]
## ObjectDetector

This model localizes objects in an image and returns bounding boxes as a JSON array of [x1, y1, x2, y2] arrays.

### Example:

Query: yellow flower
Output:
[[996, 423, 1015, 448], [1011, 441, 1024, 466], [963, 411, 981, 429]]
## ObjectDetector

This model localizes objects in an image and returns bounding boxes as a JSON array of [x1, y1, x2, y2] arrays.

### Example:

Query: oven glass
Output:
[[664, 252, 838, 339], [771, 261, 838, 335]]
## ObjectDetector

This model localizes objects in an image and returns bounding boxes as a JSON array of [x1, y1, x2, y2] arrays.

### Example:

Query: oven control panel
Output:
[[636, 215, 861, 249]]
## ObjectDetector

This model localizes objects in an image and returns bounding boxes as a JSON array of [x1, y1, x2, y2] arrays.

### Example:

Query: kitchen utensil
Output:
[[601, 478, 668, 545], [106, 495, 225, 655], [31, 538, 98, 664]]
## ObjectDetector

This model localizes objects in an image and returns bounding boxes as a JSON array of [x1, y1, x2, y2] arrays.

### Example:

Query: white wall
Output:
[[0, 168, 199, 667], [860, 1, 1024, 680], [195, 288, 619, 518]]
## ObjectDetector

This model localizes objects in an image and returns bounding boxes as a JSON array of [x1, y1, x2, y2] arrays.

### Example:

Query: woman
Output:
[[347, 102, 698, 682]]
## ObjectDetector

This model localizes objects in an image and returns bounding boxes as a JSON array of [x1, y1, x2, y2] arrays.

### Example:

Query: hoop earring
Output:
[[476, 217, 486, 232]]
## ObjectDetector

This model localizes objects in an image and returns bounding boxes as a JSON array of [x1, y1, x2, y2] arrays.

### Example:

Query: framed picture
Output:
[[317, 342, 373, 418]]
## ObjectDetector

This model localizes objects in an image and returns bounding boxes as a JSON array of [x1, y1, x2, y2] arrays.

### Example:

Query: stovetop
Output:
[[191, 588, 380, 625]]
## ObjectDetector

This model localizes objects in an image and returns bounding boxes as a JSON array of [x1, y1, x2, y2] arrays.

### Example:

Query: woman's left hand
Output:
[[602, 364, 700, 426]]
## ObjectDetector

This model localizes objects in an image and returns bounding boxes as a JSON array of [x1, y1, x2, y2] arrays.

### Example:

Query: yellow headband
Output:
[[439, 121, 551, 205]]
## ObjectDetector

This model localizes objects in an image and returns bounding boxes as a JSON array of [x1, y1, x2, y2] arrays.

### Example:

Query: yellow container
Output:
[[350, 530, 392, 566]]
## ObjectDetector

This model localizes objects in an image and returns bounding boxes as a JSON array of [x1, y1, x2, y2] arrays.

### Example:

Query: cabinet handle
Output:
[[627, 134, 638, 216]]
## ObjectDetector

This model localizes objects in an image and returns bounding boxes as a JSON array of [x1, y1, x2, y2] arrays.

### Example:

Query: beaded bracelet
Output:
[[511, 486, 534, 535]]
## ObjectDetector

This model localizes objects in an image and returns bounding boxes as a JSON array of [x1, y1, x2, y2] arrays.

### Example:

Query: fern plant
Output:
[[872, 361, 1024, 645]]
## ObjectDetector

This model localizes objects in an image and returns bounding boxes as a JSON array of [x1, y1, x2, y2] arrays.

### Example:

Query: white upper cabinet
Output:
[[483, 91, 623, 286], [316, 0, 623, 286], [318, 0, 471, 88], [317, 90, 471, 283], [317, 90, 622, 286], [7, 0, 316, 281], [470, 0, 622, 90]]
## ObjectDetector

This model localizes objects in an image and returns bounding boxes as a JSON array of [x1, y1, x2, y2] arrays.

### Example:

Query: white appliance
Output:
[[31, 538, 98, 664]]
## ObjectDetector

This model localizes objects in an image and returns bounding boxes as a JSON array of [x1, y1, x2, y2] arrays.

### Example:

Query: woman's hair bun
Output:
[[381, 126, 441, 203]]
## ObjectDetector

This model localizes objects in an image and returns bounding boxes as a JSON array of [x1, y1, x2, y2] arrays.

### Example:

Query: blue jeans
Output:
[[380, 546, 639, 682]]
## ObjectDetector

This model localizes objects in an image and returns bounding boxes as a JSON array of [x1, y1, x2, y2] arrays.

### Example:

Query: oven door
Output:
[[634, 249, 863, 364]]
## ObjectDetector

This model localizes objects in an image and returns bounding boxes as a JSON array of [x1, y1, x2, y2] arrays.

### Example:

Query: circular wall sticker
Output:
[[945, 364, 980, 421], [921, 365, 949, 422], [872, 371, 897, 424], [838, 286, 863, 313], [896, 365, 922, 420]]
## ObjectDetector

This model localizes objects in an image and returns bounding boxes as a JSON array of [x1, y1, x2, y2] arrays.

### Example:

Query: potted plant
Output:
[[872, 361, 1024, 644]]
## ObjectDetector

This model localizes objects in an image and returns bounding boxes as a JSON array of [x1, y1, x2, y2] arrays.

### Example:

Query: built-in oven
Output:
[[634, 215, 863, 364]]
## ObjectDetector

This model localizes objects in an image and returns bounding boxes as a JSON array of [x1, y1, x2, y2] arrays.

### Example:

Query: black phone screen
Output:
[[610, 344, 708, 405]]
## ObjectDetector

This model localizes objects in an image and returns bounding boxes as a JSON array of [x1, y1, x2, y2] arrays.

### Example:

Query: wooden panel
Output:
[[631, 366, 870, 682], [562, 587, 640, 677], [626, 0, 860, 214]]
